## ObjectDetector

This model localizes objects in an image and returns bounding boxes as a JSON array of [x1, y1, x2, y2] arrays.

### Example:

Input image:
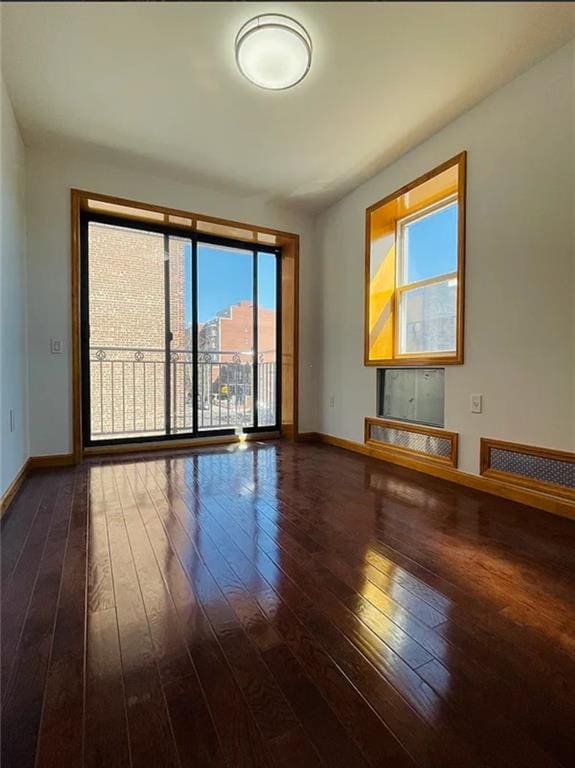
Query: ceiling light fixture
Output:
[[235, 14, 312, 90]]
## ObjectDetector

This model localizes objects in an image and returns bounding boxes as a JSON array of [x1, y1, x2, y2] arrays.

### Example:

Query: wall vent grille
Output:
[[365, 418, 458, 467], [480, 439, 575, 500]]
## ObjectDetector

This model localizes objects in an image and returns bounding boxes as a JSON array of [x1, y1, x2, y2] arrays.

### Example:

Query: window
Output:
[[396, 198, 458, 355], [365, 153, 466, 365]]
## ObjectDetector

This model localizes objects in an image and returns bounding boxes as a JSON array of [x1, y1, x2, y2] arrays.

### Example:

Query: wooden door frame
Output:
[[70, 188, 300, 462]]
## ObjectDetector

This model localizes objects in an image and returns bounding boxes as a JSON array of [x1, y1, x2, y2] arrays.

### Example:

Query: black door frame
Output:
[[80, 211, 282, 447]]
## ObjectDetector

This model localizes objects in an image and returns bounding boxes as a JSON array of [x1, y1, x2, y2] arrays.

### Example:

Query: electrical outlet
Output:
[[470, 394, 483, 414], [9, 409, 15, 433], [328, 394, 335, 408], [51, 338, 63, 354]]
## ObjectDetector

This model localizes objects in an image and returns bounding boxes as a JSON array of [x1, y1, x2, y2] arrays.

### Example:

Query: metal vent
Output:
[[370, 424, 451, 458], [490, 448, 575, 490], [480, 438, 575, 500], [365, 418, 458, 466]]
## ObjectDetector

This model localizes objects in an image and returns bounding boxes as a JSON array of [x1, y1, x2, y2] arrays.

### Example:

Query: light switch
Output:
[[51, 338, 63, 354], [470, 394, 483, 414]]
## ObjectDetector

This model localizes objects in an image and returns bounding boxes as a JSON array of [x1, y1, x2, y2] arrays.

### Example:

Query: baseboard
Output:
[[1, 458, 31, 518], [296, 431, 320, 442], [308, 432, 575, 522], [28, 454, 76, 469]]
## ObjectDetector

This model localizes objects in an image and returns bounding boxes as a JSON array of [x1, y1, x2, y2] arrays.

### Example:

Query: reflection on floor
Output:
[[2, 439, 575, 767]]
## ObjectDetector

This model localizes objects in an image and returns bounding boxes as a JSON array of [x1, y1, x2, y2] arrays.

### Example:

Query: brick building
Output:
[[198, 299, 276, 359], [88, 223, 187, 437]]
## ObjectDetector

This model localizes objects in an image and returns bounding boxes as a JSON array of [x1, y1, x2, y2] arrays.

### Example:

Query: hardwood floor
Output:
[[2, 439, 575, 768]]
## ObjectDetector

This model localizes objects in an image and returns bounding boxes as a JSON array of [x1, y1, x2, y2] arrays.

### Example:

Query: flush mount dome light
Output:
[[235, 14, 312, 90]]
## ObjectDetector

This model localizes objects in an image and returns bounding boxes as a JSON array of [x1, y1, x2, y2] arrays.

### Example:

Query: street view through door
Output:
[[81, 216, 280, 445]]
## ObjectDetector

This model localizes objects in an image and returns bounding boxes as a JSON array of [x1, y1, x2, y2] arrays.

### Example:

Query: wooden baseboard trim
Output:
[[83, 432, 281, 458], [307, 432, 575, 522], [28, 454, 76, 469], [296, 431, 320, 442], [1, 458, 31, 518]]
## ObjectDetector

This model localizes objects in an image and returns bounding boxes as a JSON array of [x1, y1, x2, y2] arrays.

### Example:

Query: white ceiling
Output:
[[2, 2, 574, 211]]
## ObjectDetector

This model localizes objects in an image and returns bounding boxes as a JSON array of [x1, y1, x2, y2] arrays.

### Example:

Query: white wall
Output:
[[315, 41, 575, 475], [25, 147, 318, 456], [1, 74, 29, 494]]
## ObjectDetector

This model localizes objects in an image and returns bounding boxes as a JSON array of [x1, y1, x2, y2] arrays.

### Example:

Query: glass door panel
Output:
[[83, 217, 280, 445], [197, 243, 254, 431], [257, 251, 278, 427], [168, 235, 194, 434], [87, 221, 166, 441]]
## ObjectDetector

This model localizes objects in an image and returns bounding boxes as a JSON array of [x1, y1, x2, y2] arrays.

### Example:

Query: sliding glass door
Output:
[[81, 214, 280, 446]]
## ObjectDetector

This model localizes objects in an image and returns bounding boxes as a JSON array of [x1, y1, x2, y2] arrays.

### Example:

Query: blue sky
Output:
[[183, 245, 277, 324], [405, 202, 458, 283]]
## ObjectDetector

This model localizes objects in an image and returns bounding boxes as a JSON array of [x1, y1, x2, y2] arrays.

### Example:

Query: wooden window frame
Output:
[[364, 152, 466, 366], [71, 189, 300, 461]]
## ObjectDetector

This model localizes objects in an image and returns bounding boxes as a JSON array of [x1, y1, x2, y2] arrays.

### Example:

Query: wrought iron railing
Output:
[[88, 346, 277, 439]]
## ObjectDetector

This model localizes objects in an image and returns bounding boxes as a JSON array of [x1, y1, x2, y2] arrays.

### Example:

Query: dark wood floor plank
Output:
[[265, 723, 325, 768], [163, 674, 228, 768], [84, 607, 132, 768], [86, 470, 115, 614], [145, 459, 391, 768], [1, 474, 56, 700], [147, 461, 412, 767], [252, 491, 449, 628], [297, 448, 575, 614], [110, 464, 196, 686], [252, 476, 461, 621], [83, 465, 131, 768], [1, 470, 75, 768], [35, 469, 88, 768], [207, 493, 442, 712], [417, 659, 560, 768], [131, 463, 325, 767], [220, 493, 436, 669], [157, 495, 363, 768], [101, 465, 180, 768], [1, 471, 47, 582], [268, 448, 567, 688], [433, 617, 575, 766], [156, 457, 484, 768], [3, 441, 575, 768], [120, 461, 273, 768], [195, 491, 487, 768]]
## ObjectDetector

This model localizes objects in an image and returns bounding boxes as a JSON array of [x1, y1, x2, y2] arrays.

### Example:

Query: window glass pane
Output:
[[403, 201, 458, 284], [257, 252, 277, 427], [197, 243, 254, 431], [399, 278, 457, 354], [87, 222, 165, 440], [169, 236, 193, 434]]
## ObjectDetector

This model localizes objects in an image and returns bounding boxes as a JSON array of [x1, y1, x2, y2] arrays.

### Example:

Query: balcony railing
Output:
[[88, 345, 277, 439]]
